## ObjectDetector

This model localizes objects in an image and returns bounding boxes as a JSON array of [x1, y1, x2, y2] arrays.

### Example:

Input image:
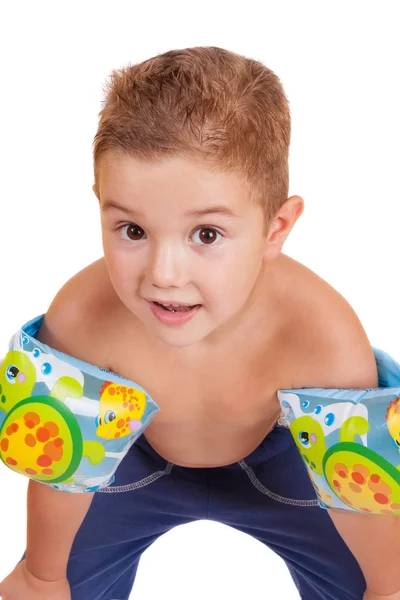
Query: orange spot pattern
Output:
[[351, 472, 365, 485], [44, 439, 64, 462], [2, 419, 23, 468], [25, 412, 40, 429], [6, 423, 19, 435], [1, 412, 65, 477], [348, 483, 362, 494], [332, 461, 399, 513], [340, 495, 352, 505], [36, 427, 50, 443], [25, 434, 36, 447], [374, 493, 389, 505], [37, 454, 52, 467], [334, 463, 348, 478], [44, 422, 59, 437], [333, 479, 341, 491], [98, 384, 144, 440], [101, 384, 143, 415]]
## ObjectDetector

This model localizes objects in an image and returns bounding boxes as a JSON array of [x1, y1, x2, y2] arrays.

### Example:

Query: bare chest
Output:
[[108, 338, 285, 467]]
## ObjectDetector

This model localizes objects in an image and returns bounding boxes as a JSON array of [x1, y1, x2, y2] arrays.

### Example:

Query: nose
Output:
[[146, 242, 189, 288]]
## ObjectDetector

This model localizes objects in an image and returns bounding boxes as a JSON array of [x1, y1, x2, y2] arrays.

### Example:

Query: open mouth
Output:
[[153, 302, 199, 313]]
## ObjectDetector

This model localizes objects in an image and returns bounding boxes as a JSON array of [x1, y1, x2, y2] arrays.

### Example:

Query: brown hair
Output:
[[93, 46, 291, 232]]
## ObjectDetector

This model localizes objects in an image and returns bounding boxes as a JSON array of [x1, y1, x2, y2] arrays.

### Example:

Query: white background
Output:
[[0, 1, 399, 598]]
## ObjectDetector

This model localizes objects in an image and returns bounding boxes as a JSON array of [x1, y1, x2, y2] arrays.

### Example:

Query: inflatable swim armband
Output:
[[278, 347, 400, 514], [0, 314, 160, 492]]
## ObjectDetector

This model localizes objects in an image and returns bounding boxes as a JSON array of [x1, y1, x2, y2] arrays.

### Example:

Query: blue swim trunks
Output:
[[63, 425, 366, 600]]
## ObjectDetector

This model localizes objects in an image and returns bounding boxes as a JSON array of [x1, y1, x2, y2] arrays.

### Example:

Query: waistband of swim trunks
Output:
[[134, 419, 293, 473]]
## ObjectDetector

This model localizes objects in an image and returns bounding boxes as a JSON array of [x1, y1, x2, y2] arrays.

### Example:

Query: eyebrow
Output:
[[101, 200, 238, 219]]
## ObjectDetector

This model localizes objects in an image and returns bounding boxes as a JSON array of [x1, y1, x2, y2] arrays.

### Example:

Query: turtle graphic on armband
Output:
[[0, 350, 106, 485], [282, 395, 400, 515], [95, 381, 146, 440]]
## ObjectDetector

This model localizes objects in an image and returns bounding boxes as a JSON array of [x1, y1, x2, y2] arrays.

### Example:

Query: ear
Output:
[[92, 183, 99, 200], [263, 195, 304, 262]]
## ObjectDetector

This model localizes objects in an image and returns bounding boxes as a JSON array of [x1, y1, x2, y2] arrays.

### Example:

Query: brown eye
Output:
[[193, 228, 221, 245], [124, 225, 145, 241]]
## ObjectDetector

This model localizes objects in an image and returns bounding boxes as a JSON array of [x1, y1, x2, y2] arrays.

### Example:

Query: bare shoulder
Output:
[[279, 255, 379, 390], [36, 257, 119, 369]]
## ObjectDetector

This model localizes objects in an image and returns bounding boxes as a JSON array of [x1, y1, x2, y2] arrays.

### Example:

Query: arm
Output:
[[25, 267, 101, 579], [0, 482, 92, 600], [319, 297, 399, 597], [26, 480, 94, 581], [0, 269, 102, 596], [327, 509, 400, 599]]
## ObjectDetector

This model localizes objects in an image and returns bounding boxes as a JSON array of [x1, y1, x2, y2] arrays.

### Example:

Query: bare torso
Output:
[[59, 253, 350, 468]]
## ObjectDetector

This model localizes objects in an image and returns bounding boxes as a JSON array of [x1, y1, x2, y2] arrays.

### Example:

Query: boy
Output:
[[0, 46, 398, 600]]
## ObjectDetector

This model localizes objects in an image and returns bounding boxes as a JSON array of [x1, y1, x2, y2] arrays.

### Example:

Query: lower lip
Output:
[[147, 302, 201, 326]]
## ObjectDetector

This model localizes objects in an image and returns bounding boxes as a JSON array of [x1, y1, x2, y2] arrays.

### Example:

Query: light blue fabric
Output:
[[0, 314, 160, 492], [278, 346, 400, 514]]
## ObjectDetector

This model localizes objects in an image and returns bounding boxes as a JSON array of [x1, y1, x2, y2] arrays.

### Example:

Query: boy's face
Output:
[[97, 152, 292, 348]]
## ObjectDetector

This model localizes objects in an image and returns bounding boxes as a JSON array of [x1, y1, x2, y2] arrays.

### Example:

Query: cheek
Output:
[[204, 257, 260, 307], [105, 252, 140, 291], [217, 247, 262, 288]]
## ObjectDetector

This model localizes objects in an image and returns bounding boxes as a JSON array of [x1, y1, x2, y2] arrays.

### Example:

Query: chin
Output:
[[151, 329, 209, 348]]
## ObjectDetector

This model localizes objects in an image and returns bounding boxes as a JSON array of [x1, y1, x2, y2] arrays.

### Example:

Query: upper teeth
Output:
[[163, 303, 185, 307]]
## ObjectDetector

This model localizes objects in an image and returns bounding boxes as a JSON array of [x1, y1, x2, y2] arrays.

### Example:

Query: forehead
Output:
[[97, 152, 251, 209]]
